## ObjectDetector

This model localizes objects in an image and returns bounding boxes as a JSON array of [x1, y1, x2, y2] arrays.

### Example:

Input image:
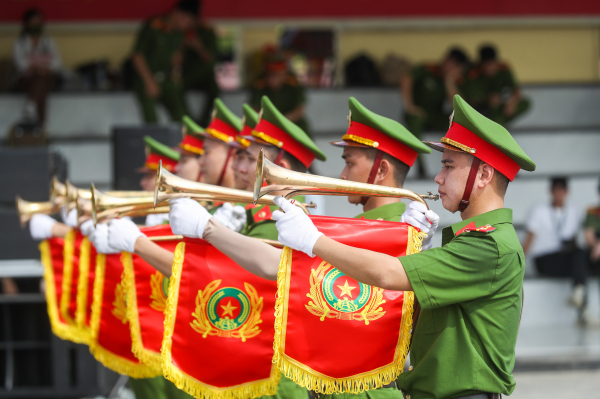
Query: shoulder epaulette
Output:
[[285, 74, 299, 86], [456, 222, 496, 236], [150, 17, 166, 31], [587, 206, 600, 217], [467, 67, 481, 79], [424, 63, 440, 74], [499, 62, 511, 71], [251, 204, 273, 223]]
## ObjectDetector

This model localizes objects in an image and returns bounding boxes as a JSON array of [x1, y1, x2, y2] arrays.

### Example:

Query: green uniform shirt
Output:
[[321, 201, 407, 399], [133, 17, 184, 77], [397, 208, 523, 399], [183, 25, 218, 85], [584, 206, 600, 238], [249, 75, 310, 136], [464, 64, 517, 108]]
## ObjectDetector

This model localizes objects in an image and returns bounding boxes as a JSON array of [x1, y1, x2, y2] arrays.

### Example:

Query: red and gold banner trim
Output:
[[272, 227, 424, 394], [161, 242, 280, 399], [89, 253, 160, 379], [75, 237, 93, 343], [122, 252, 164, 371]]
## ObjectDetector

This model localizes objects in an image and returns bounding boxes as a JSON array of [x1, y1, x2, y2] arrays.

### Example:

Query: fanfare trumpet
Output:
[[153, 161, 317, 214], [89, 186, 163, 225], [16, 196, 62, 227], [253, 149, 439, 208]]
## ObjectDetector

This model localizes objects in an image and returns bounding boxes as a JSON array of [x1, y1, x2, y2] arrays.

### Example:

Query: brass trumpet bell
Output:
[[91, 185, 159, 225], [50, 177, 66, 207], [154, 161, 316, 214], [16, 196, 60, 227], [253, 149, 439, 208]]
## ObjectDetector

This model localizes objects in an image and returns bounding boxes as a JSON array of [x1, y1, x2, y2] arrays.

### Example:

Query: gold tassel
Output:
[[89, 253, 159, 378], [75, 237, 92, 343], [272, 230, 424, 394], [122, 252, 163, 372], [161, 243, 279, 399]]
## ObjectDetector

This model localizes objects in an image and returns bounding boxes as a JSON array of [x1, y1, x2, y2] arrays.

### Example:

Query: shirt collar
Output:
[[441, 208, 513, 245], [355, 202, 405, 221]]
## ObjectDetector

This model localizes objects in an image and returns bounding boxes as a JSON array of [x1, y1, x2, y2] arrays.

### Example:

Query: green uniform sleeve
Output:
[[498, 69, 517, 91], [133, 21, 153, 55], [401, 233, 499, 310]]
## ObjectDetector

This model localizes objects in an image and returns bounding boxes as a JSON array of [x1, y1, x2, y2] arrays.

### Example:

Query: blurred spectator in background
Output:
[[400, 47, 469, 177], [131, 0, 198, 123], [584, 179, 600, 274], [182, 0, 219, 127], [523, 177, 590, 323], [13, 8, 61, 127], [249, 53, 310, 137], [464, 44, 530, 126]]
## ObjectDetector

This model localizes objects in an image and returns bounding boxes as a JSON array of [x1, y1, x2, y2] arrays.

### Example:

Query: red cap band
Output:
[[206, 118, 239, 143], [240, 124, 253, 138], [253, 119, 315, 168], [179, 135, 204, 155], [145, 153, 178, 171], [446, 123, 520, 181], [346, 121, 418, 167]]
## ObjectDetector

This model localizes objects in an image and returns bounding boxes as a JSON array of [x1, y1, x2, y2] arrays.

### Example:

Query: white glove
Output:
[[145, 213, 170, 227], [273, 197, 323, 257], [213, 203, 247, 233], [79, 220, 95, 237], [401, 201, 440, 250], [60, 207, 78, 228], [169, 198, 212, 239], [29, 214, 57, 241], [107, 218, 145, 253], [89, 223, 119, 254]]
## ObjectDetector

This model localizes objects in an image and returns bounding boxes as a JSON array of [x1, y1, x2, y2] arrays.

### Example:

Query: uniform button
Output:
[[406, 395, 410, 399], [408, 366, 413, 371], [258, 212, 266, 218]]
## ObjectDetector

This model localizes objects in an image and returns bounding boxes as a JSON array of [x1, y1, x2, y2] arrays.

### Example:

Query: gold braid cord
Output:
[[273, 228, 424, 395], [305, 262, 385, 325], [190, 280, 264, 342], [88, 253, 159, 379], [162, 243, 279, 399]]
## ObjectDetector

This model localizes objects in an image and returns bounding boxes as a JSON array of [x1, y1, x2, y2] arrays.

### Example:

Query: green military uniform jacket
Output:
[[464, 63, 517, 108], [584, 206, 600, 238], [397, 208, 523, 399], [133, 17, 185, 78], [321, 201, 407, 399], [242, 198, 309, 399], [249, 74, 310, 136]]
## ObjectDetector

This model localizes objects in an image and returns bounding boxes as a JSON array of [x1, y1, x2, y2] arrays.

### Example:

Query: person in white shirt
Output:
[[13, 8, 61, 125], [523, 177, 588, 322]]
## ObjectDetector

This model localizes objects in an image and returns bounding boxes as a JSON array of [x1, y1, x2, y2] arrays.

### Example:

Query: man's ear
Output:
[[279, 157, 292, 171], [478, 163, 495, 189], [375, 159, 392, 184]]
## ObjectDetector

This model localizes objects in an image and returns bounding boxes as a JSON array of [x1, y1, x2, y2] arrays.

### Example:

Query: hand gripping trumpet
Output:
[[153, 160, 317, 214], [253, 149, 439, 208]]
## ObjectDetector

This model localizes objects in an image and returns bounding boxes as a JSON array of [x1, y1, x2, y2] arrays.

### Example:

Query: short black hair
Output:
[[363, 148, 409, 187], [175, 0, 199, 16], [263, 146, 307, 173], [447, 47, 469, 65], [551, 177, 568, 190], [22, 8, 42, 26], [479, 45, 497, 62], [495, 171, 510, 197]]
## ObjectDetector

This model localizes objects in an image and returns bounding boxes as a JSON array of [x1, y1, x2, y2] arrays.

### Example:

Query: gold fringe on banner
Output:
[[60, 229, 76, 325], [89, 253, 160, 379], [75, 237, 92, 343], [122, 252, 163, 372], [161, 242, 279, 399], [272, 226, 425, 395], [40, 240, 76, 341]]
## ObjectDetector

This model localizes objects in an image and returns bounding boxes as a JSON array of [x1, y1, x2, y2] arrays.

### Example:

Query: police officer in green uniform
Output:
[[249, 54, 311, 137], [182, 14, 219, 127], [400, 48, 469, 177], [131, 0, 198, 123], [463, 45, 530, 126], [585, 179, 600, 274], [167, 95, 326, 399], [271, 94, 536, 399]]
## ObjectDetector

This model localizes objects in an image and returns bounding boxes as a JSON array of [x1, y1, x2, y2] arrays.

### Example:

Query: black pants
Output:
[[535, 249, 587, 286]]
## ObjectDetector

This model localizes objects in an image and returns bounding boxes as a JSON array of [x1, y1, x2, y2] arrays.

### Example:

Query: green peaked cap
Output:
[[451, 95, 535, 172], [213, 98, 242, 132], [242, 104, 259, 129], [348, 97, 431, 154], [144, 136, 180, 161], [260, 95, 326, 161], [182, 115, 205, 138]]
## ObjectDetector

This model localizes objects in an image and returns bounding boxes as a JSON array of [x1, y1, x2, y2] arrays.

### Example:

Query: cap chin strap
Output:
[[274, 148, 285, 166], [360, 150, 384, 206], [216, 147, 235, 186], [458, 157, 481, 213]]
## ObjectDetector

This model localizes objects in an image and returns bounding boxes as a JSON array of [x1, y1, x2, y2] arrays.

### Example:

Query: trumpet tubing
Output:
[[91, 185, 159, 225], [253, 149, 439, 209], [16, 196, 60, 227]]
